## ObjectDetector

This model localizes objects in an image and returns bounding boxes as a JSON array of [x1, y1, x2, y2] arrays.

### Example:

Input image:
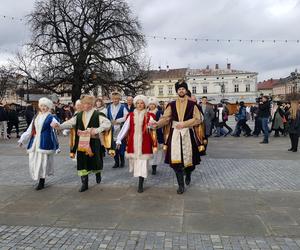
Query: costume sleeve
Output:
[[156, 105, 172, 128], [116, 117, 130, 144], [18, 120, 33, 145], [182, 105, 202, 128], [94, 115, 111, 134], [59, 116, 76, 129]]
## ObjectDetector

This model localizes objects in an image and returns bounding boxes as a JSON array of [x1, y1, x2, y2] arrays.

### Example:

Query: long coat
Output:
[[199, 104, 215, 136]]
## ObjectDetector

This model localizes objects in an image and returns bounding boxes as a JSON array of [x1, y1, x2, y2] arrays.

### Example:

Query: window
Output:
[[246, 84, 250, 92], [168, 86, 173, 95], [192, 86, 197, 94], [234, 84, 239, 93], [203, 86, 207, 94], [158, 86, 164, 96]]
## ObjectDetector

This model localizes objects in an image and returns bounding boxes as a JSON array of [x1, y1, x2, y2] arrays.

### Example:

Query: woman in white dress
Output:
[[18, 98, 59, 190], [116, 95, 157, 193]]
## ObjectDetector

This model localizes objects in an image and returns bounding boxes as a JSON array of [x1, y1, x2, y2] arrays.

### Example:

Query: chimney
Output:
[[206, 65, 209, 70], [215, 64, 219, 70], [227, 63, 231, 70]]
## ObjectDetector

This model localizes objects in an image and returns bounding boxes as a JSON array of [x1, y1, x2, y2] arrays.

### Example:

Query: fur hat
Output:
[[81, 95, 95, 105], [133, 95, 149, 107], [38, 97, 53, 110], [148, 97, 159, 106], [175, 81, 188, 92]]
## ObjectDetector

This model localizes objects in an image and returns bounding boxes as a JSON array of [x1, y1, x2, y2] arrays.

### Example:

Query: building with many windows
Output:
[[186, 64, 258, 103], [146, 64, 258, 103]]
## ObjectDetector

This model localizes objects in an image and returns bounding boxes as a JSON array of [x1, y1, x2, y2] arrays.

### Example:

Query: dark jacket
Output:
[[7, 109, 19, 123], [289, 110, 300, 135], [0, 106, 8, 122], [25, 106, 35, 125], [258, 101, 270, 118]]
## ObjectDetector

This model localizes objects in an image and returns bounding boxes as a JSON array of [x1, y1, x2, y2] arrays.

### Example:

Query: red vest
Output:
[[126, 112, 157, 155]]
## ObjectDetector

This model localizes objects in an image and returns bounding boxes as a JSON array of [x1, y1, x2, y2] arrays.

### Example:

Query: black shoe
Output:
[[292, 149, 298, 152], [152, 165, 157, 175], [120, 156, 125, 168], [245, 134, 252, 137], [260, 141, 268, 144], [96, 173, 101, 184], [35, 178, 45, 190], [79, 176, 89, 192], [138, 177, 144, 193], [175, 172, 185, 195], [185, 173, 191, 186], [288, 148, 293, 151], [112, 163, 119, 168]]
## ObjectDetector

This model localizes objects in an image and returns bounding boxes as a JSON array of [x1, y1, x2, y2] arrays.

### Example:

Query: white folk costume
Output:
[[18, 98, 59, 190], [116, 95, 157, 192], [59, 97, 111, 192]]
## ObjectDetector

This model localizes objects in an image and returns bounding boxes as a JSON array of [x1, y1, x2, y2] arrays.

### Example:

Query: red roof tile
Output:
[[257, 79, 279, 90]]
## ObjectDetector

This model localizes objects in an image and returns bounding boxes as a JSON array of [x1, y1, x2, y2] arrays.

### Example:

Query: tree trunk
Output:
[[71, 81, 82, 104]]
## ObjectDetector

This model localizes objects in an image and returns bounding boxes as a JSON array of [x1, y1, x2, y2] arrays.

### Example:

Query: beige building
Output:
[[146, 64, 258, 103]]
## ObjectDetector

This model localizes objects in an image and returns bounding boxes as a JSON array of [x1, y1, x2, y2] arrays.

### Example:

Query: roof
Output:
[[257, 79, 279, 90], [149, 68, 187, 81], [187, 68, 257, 77]]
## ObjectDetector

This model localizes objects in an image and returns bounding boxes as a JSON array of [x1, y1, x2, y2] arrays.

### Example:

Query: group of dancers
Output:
[[18, 80, 207, 194]]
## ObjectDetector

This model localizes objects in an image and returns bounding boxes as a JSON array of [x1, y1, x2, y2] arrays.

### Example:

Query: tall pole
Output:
[[26, 80, 29, 102]]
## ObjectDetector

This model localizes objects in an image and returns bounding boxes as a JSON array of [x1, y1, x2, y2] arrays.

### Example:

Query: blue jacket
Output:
[[27, 114, 59, 154]]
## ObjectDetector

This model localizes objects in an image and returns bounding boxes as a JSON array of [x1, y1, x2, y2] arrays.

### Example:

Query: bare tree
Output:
[[14, 0, 149, 102]]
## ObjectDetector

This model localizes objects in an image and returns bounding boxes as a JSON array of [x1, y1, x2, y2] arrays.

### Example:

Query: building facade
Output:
[[147, 64, 258, 103]]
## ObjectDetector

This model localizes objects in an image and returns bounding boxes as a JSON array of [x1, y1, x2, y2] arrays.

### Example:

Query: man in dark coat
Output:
[[199, 96, 215, 137], [0, 103, 9, 139], [152, 81, 202, 194], [7, 104, 20, 138]]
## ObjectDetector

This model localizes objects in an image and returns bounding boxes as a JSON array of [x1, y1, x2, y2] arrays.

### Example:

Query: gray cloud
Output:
[[1, 0, 300, 80]]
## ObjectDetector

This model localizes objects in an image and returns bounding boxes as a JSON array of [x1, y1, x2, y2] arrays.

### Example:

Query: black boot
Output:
[[79, 175, 88, 192], [35, 178, 45, 190], [152, 165, 157, 175], [120, 155, 125, 168], [95, 172, 102, 184], [138, 177, 144, 193], [112, 156, 119, 168], [185, 171, 191, 186], [175, 172, 185, 194]]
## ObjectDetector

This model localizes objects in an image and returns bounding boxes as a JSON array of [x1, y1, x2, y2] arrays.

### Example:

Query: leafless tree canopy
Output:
[[14, 0, 149, 102]]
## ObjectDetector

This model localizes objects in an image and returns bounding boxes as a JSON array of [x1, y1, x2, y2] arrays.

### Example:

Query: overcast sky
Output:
[[1, 0, 300, 81]]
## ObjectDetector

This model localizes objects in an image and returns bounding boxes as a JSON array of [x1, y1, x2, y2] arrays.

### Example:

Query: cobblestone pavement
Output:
[[1, 225, 300, 250], [1, 155, 300, 192], [1, 133, 300, 249]]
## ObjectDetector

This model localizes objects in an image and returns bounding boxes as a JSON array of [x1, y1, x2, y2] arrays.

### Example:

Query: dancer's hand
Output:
[[90, 128, 98, 136], [18, 142, 23, 148], [176, 122, 184, 130], [149, 121, 158, 129], [51, 122, 60, 129]]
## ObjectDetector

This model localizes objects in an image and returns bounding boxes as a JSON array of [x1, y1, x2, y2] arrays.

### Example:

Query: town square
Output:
[[1, 0, 300, 249]]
